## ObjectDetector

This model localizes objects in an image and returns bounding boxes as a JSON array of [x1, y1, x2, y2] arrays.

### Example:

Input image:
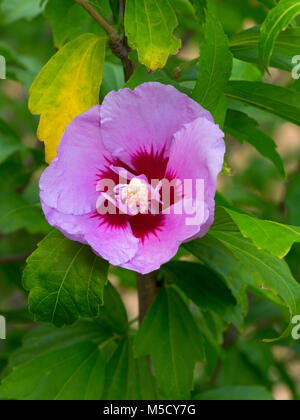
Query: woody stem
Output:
[[74, 0, 134, 81], [137, 272, 159, 325]]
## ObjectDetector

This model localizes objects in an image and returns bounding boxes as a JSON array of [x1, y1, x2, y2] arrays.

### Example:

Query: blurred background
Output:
[[0, 0, 299, 400]]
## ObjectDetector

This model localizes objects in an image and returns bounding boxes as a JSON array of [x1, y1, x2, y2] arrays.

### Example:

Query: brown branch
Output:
[[137, 272, 159, 325], [75, 0, 135, 81], [75, 0, 117, 39]]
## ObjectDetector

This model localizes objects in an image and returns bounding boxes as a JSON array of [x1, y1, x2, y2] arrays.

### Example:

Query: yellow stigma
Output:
[[123, 178, 149, 214]]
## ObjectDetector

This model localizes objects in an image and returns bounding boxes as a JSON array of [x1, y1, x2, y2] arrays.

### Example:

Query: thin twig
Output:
[[75, 0, 117, 39], [74, 0, 135, 81]]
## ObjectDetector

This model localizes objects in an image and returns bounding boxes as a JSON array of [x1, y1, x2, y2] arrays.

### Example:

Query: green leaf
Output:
[[286, 173, 300, 226], [0, 136, 25, 165], [109, 0, 121, 23], [192, 11, 233, 119], [196, 386, 274, 400], [162, 261, 243, 329], [224, 109, 285, 178], [185, 234, 249, 314], [189, 0, 206, 22], [258, 0, 277, 8], [29, 33, 106, 163], [134, 286, 204, 399], [172, 0, 196, 22], [3, 321, 111, 372], [0, 118, 19, 139], [220, 206, 300, 259], [0, 192, 50, 235], [95, 281, 129, 335], [23, 230, 109, 327], [231, 26, 300, 72], [0, 322, 156, 400], [125, 64, 191, 95], [103, 338, 157, 400], [224, 81, 300, 126], [0, 119, 26, 164], [0, 0, 47, 24], [101, 62, 125, 98], [259, 0, 300, 69], [0, 321, 108, 400], [44, 0, 91, 48], [124, 0, 181, 71], [0, 159, 30, 193], [186, 226, 300, 341], [230, 59, 262, 82]]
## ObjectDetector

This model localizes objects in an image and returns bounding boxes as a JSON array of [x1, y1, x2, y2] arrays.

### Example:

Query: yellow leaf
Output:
[[29, 33, 106, 163], [125, 0, 181, 71]]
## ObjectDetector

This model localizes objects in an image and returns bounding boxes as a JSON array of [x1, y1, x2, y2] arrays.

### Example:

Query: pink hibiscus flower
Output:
[[39, 83, 225, 274]]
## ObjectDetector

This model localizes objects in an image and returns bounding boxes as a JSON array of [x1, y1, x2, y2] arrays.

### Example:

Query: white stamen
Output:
[[120, 178, 149, 215]]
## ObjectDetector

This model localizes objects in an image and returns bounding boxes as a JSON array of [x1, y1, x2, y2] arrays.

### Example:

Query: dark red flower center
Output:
[[93, 146, 176, 243]]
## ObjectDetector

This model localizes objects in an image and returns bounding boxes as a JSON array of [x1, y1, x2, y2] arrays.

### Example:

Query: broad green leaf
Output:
[[185, 235, 249, 314], [224, 109, 285, 178], [221, 206, 300, 259], [192, 11, 233, 119], [0, 136, 25, 165], [0, 0, 47, 24], [196, 386, 274, 401], [230, 59, 262, 82], [0, 323, 156, 400], [0, 119, 25, 164], [189, 0, 206, 22], [0, 159, 30, 193], [101, 62, 125, 98], [134, 286, 204, 399], [0, 118, 19, 139], [286, 174, 300, 226], [103, 338, 157, 400], [172, 0, 196, 22], [3, 321, 111, 373], [125, 64, 191, 95], [231, 27, 300, 72], [0, 322, 108, 400], [95, 281, 129, 335], [162, 261, 243, 329], [224, 81, 300, 126], [109, 0, 121, 23], [1, 343, 105, 400], [0, 192, 50, 235], [23, 230, 109, 327], [29, 34, 106, 163], [259, 0, 300, 69], [124, 0, 181, 71], [186, 228, 300, 341], [44, 0, 91, 48]]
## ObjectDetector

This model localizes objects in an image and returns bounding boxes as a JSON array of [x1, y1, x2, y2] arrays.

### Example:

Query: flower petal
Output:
[[166, 117, 225, 238], [42, 202, 139, 266], [100, 82, 213, 166], [121, 199, 204, 274], [40, 105, 107, 216]]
